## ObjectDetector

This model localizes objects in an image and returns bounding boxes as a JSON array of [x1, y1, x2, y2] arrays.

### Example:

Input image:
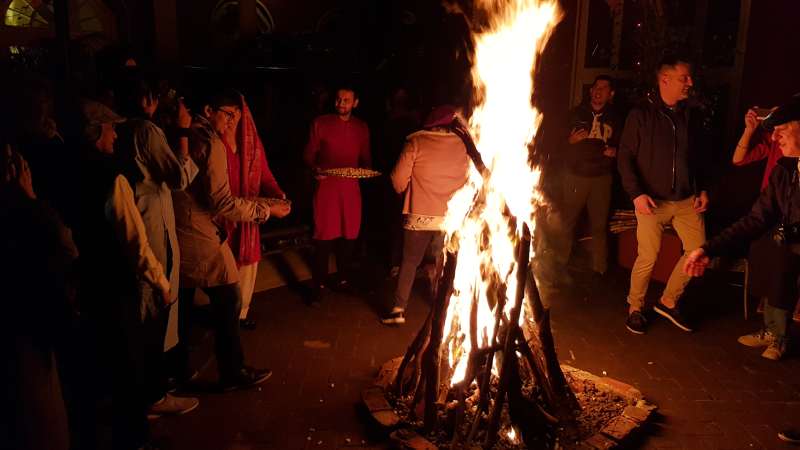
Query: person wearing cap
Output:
[[73, 100, 177, 449], [684, 94, 800, 361], [731, 104, 800, 323], [381, 105, 470, 325], [617, 56, 711, 335]]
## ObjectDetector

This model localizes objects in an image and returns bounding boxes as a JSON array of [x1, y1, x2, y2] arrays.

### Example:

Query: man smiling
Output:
[[617, 56, 711, 334], [685, 94, 800, 361]]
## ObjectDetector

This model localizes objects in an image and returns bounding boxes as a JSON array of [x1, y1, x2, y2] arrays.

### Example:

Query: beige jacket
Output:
[[391, 129, 470, 230], [173, 116, 270, 288]]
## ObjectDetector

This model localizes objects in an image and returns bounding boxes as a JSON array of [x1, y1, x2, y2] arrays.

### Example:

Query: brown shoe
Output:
[[148, 393, 199, 419]]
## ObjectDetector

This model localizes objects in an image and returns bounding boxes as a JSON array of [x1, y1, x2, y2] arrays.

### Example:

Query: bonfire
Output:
[[371, 1, 591, 448]]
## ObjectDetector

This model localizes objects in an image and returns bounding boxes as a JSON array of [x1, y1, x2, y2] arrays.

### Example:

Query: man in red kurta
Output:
[[304, 87, 371, 304]]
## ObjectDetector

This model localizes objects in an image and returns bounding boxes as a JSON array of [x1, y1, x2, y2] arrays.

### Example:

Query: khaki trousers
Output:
[[238, 262, 258, 319], [627, 197, 705, 310]]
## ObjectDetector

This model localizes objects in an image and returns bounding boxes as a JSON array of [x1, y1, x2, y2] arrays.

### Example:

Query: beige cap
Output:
[[81, 99, 125, 142]]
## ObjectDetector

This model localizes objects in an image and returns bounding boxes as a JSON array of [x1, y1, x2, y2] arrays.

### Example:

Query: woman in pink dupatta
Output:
[[221, 94, 288, 329]]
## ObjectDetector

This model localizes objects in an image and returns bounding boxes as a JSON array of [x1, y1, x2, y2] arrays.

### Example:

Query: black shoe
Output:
[[167, 369, 199, 393], [625, 310, 647, 335], [220, 366, 272, 392], [778, 428, 800, 444], [239, 318, 257, 330], [653, 302, 693, 332], [329, 278, 355, 294], [307, 287, 324, 308]]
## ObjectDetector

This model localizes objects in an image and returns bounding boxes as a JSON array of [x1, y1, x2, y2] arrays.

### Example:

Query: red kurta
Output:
[[304, 114, 371, 240], [733, 129, 782, 192]]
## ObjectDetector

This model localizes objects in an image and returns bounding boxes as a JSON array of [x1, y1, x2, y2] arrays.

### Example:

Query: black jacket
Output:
[[704, 157, 800, 309], [564, 103, 621, 176], [704, 157, 800, 258], [617, 94, 710, 201]]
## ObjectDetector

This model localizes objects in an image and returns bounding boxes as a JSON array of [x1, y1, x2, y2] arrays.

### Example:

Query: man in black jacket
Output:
[[685, 95, 800, 445], [618, 56, 710, 334], [685, 95, 800, 361], [555, 75, 620, 281]]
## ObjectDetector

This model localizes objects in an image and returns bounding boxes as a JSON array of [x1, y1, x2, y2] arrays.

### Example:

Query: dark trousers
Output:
[[555, 172, 612, 274], [312, 239, 355, 289], [115, 298, 166, 450], [177, 284, 244, 380], [393, 230, 444, 310]]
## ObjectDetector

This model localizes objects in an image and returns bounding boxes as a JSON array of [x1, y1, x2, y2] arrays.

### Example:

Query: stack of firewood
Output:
[[608, 209, 673, 234], [608, 210, 637, 234]]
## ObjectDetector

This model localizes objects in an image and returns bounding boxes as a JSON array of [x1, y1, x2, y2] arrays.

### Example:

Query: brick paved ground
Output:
[[151, 259, 800, 450]]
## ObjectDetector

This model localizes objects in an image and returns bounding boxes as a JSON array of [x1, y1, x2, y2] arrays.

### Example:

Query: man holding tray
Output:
[[304, 85, 372, 305]]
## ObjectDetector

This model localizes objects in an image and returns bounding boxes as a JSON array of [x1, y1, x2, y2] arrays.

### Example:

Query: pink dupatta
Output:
[[226, 95, 284, 266]]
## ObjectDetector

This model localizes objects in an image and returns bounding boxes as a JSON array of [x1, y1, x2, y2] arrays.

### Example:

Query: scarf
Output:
[[224, 95, 273, 266]]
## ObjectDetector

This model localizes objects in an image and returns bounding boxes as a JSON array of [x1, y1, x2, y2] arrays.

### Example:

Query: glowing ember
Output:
[[442, 0, 560, 386], [506, 426, 520, 444]]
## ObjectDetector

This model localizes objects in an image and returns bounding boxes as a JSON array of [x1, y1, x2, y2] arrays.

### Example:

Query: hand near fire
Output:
[[602, 146, 617, 158], [683, 248, 710, 277], [633, 194, 657, 215]]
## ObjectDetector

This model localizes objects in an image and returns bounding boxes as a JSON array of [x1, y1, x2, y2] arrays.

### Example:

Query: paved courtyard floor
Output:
[[151, 262, 800, 450]]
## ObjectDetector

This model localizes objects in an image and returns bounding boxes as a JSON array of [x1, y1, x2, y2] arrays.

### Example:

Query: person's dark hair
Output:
[[656, 54, 691, 77], [593, 74, 615, 91], [116, 73, 157, 118], [209, 88, 243, 110], [335, 83, 359, 100]]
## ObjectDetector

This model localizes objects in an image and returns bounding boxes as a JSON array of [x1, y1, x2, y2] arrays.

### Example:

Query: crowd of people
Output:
[[2, 50, 800, 450]]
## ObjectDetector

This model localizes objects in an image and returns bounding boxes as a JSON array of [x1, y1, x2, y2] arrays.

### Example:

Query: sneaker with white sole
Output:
[[778, 428, 800, 444], [737, 329, 775, 348], [653, 302, 693, 332], [761, 339, 787, 361], [625, 310, 647, 335], [380, 307, 405, 326], [148, 393, 199, 419]]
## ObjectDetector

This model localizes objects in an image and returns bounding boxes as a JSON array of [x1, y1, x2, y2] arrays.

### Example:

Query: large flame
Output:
[[442, 0, 560, 386]]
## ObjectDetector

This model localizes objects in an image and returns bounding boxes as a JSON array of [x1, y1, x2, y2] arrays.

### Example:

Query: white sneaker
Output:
[[761, 339, 787, 361], [380, 307, 405, 325], [737, 329, 775, 348]]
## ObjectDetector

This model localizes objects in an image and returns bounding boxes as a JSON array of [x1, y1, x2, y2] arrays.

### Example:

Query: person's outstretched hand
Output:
[[269, 202, 291, 218], [683, 248, 710, 277]]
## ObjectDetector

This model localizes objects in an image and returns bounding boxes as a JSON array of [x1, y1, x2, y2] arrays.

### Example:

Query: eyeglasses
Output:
[[215, 108, 236, 121]]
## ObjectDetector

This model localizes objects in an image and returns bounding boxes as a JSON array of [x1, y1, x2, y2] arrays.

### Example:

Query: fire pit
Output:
[[361, 1, 656, 448]]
